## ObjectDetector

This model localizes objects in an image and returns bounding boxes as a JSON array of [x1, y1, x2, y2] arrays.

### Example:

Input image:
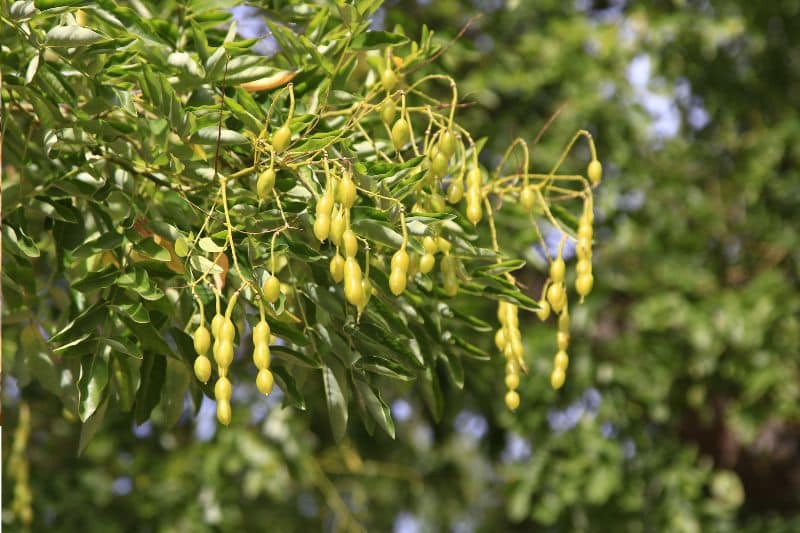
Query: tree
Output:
[[2, 1, 603, 529]]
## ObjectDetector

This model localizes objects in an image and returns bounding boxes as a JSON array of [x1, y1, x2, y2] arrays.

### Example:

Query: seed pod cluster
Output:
[[545, 245, 567, 314], [551, 308, 570, 390], [575, 197, 594, 301], [193, 323, 212, 384], [419, 236, 438, 274], [212, 310, 236, 425], [252, 319, 274, 396], [389, 245, 409, 295], [465, 166, 482, 225], [314, 183, 334, 242], [496, 301, 524, 410], [342, 230, 365, 307]]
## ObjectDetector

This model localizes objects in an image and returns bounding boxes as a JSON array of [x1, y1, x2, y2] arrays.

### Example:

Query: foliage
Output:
[[3, 0, 800, 532]]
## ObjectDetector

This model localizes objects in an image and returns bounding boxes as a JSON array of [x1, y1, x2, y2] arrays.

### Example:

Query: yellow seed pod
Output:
[[557, 331, 570, 351], [342, 229, 358, 257], [313, 214, 331, 242], [263, 276, 281, 304], [391, 118, 410, 150], [554, 350, 569, 370], [423, 236, 438, 253], [256, 368, 274, 396], [503, 340, 515, 361], [253, 343, 270, 370], [214, 339, 234, 368], [497, 301, 509, 323], [407, 251, 419, 278], [344, 257, 364, 306], [578, 222, 593, 241], [419, 252, 435, 274], [505, 390, 520, 411], [194, 355, 212, 383], [511, 338, 524, 361], [391, 248, 409, 272], [576, 258, 592, 277], [214, 376, 232, 401], [466, 202, 482, 225], [330, 254, 345, 283], [339, 174, 357, 208], [253, 320, 271, 343], [389, 269, 407, 296], [317, 189, 334, 215], [216, 400, 232, 426], [576, 273, 594, 298], [442, 276, 458, 297], [429, 192, 446, 213], [519, 186, 535, 210], [220, 318, 235, 341], [466, 167, 481, 188], [381, 98, 397, 124], [494, 328, 507, 351], [536, 299, 551, 321], [550, 368, 566, 390], [272, 124, 292, 152], [431, 152, 449, 178], [357, 278, 373, 311], [381, 67, 398, 91], [505, 372, 520, 391], [438, 130, 456, 158], [550, 255, 566, 283], [436, 237, 451, 254], [505, 359, 519, 376], [547, 282, 565, 310], [587, 159, 602, 185], [256, 169, 276, 200], [330, 208, 346, 247], [193, 325, 211, 355], [558, 311, 569, 332], [504, 305, 519, 329], [447, 180, 464, 204], [211, 313, 224, 338]]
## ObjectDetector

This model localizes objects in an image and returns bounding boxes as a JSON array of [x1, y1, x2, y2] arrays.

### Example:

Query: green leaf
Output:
[[350, 31, 408, 51], [78, 352, 110, 422], [160, 358, 191, 428], [71, 232, 123, 260], [133, 237, 171, 262], [45, 25, 108, 47], [271, 345, 322, 368], [117, 268, 164, 301], [73, 267, 119, 292], [198, 236, 225, 253], [350, 218, 404, 248], [271, 364, 305, 410], [355, 355, 415, 381], [78, 394, 108, 456], [322, 366, 348, 441], [192, 126, 248, 145], [354, 379, 395, 439], [420, 366, 443, 422], [96, 336, 142, 359], [134, 352, 167, 424]]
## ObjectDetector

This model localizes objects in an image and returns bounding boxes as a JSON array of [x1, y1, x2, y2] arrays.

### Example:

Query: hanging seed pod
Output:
[[263, 275, 281, 304], [391, 118, 410, 150], [272, 124, 292, 152], [257, 168, 276, 200]]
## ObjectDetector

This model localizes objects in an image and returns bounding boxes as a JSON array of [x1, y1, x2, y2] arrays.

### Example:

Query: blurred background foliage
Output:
[[4, 0, 800, 531]]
